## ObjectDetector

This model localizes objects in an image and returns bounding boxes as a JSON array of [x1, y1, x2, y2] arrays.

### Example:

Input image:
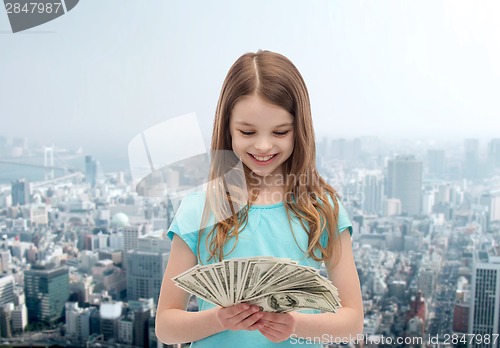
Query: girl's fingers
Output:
[[217, 304, 263, 331], [220, 304, 252, 319], [229, 305, 260, 324], [237, 311, 264, 329], [259, 322, 283, 336], [246, 319, 263, 331]]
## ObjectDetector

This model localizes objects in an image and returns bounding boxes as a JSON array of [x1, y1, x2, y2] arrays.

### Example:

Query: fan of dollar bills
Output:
[[172, 256, 342, 313]]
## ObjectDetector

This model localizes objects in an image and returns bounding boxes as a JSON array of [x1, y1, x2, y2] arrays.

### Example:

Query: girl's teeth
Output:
[[252, 154, 275, 161]]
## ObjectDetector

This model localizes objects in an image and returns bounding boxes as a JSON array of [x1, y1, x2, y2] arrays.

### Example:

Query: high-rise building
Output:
[[65, 302, 78, 336], [487, 139, 500, 170], [426, 149, 446, 178], [118, 313, 134, 345], [109, 231, 125, 251], [126, 233, 168, 305], [0, 276, 15, 307], [130, 299, 154, 345], [0, 303, 13, 338], [132, 306, 151, 347], [479, 191, 500, 226], [24, 264, 69, 324], [417, 267, 435, 299], [122, 224, 150, 255], [330, 138, 361, 162], [11, 179, 30, 206], [464, 138, 480, 180], [421, 189, 435, 216], [453, 284, 470, 335], [126, 250, 168, 304], [469, 249, 500, 347], [99, 301, 122, 340], [29, 204, 49, 226], [121, 223, 151, 268], [383, 198, 402, 217], [85, 155, 99, 188], [10, 304, 27, 334], [386, 155, 422, 216], [362, 172, 384, 215], [65, 302, 91, 342], [487, 192, 500, 223], [89, 307, 100, 336]]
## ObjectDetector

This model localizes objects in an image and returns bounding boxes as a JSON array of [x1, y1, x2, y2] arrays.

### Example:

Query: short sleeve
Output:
[[336, 198, 353, 236], [320, 194, 353, 248], [166, 192, 206, 255]]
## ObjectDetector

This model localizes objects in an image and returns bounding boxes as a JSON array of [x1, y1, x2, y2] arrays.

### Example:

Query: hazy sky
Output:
[[1, 0, 499, 163]]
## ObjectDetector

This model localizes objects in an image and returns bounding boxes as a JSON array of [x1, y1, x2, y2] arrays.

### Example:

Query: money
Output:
[[172, 257, 342, 313]]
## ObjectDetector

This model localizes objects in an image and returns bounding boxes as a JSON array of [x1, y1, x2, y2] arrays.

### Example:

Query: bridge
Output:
[[0, 159, 77, 172]]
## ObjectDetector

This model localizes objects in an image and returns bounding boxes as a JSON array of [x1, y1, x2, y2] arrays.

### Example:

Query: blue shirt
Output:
[[167, 191, 352, 348]]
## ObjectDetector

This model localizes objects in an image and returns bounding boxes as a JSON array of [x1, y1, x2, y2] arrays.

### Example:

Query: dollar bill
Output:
[[171, 257, 342, 313]]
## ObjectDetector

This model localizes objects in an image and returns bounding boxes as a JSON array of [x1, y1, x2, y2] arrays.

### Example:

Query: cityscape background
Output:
[[0, 135, 499, 347], [1, 1, 500, 347]]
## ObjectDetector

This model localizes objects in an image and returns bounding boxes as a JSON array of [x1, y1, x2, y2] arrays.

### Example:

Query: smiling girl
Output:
[[156, 50, 364, 347]]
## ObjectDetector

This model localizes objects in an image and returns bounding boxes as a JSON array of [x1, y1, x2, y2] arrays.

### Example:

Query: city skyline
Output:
[[1, 133, 499, 187], [0, 125, 499, 346]]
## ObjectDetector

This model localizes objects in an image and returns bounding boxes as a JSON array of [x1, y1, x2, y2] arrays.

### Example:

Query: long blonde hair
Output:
[[198, 50, 342, 266]]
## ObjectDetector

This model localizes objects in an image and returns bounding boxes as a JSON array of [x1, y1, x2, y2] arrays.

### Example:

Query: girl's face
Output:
[[229, 94, 294, 179]]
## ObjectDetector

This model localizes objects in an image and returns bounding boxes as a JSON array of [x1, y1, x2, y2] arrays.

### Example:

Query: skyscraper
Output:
[[0, 275, 15, 307], [126, 250, 168, 303], [24, 264, 69, 324], [362, 172, 384, 215], [85, 155, 100, 188], [488, 139, 500, 170], [0, 304, 13, 338], [11, 179, 30, 206], [129, 299, 153, 348], [99, 301, 122, 340], [125, 232, 170, 304], [386, 155, 423, 216], [65, 302, 91, 342], [469, 249, 500, 348], [464, 138, 480, 180], [480, 191, 500, 225], [122, 224, 150, 256], [426, 149, 446, 178]]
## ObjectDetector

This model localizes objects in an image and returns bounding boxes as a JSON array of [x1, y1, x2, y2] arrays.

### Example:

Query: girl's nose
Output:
[[254, 137, 273, 153]]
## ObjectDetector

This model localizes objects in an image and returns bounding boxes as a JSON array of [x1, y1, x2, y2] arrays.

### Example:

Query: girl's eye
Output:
[[238, 130, 290, 136], [239, 131, 255, 136], [273, 131, 289, 136]]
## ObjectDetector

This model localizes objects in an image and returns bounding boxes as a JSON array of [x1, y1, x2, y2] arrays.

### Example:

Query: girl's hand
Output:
[[215, 303, 263, 331], [257, 311, 298, 343]]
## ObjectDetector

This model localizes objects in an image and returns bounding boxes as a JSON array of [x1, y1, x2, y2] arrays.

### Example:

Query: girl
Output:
[[156, 50, 364, 347]]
